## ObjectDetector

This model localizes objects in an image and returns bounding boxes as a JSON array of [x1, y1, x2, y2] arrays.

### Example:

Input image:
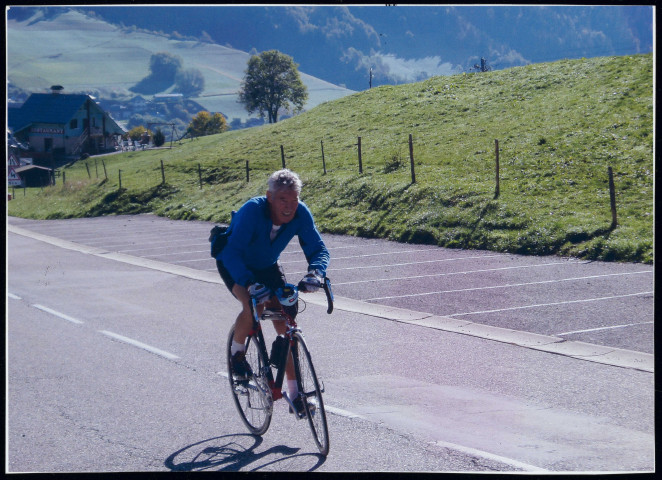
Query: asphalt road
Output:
[[6, 214, 655, 473], [8, 214, 654, 355]]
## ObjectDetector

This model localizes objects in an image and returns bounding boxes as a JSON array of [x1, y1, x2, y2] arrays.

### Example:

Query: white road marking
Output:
[[450, 291, 654, 317], [329, 254, 503, 272], [557, 321, 654, 336], [33, 304, 84, 324], [119, 243, 207, 253], [365, 271, 653, 300], [431, 440, 549, 473], [177, 248, 474, 265], [324, 405, 367, 419], [8, 293, 22, 300], [279, 247, 444, 264], [335, 261, 572, 285], [100, 330, 180, 360], [145, 250, 207, 259]]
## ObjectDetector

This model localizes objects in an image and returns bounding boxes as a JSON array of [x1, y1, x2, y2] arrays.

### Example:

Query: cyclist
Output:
[[216, 169, 330, 415]]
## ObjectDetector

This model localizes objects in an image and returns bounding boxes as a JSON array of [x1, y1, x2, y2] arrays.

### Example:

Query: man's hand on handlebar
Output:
[[248, 283, 271, 304], [298, 269, 323, 293]]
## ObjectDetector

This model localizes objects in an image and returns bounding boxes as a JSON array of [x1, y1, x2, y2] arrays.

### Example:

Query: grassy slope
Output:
[[6, 10, 353, 121], [8, 54, 654, 264]]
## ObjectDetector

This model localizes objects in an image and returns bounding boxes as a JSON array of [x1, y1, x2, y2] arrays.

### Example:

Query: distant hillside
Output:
[[11, 5, 651, 92], [6, 9, 355, 122]]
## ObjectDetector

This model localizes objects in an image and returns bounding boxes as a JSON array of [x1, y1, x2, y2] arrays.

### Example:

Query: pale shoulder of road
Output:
[[7, 223, 652, 373]]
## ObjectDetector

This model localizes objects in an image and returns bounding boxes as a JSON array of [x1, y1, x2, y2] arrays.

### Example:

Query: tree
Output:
[[149, 52, 183, 83], [127, 126, 147, 142], [239, 50, 308, 123], [175, 68, 205, 97], [188, 111, 228, 137], [131, 52, 184, 94], [153, 129, 166, 147]]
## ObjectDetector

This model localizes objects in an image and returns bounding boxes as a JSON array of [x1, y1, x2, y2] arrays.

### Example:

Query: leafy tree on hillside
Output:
[[239, 50, 308, 123], [175, 68, 205, 97], [188, 111, 228, 137], [130, 52, 184, 94], [149, 52, 183, 82], [127, 126, 151, 142], [153, 128, 166, 147]]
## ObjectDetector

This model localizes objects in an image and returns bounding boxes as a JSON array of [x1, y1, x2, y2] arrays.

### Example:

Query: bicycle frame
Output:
[[246, 279, 333, 411]]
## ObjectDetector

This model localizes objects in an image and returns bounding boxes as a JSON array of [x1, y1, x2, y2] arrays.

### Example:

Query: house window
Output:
[[70, 119, 78, 129]]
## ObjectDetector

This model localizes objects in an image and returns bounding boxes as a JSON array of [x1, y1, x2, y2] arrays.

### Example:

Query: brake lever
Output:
[[323, 277, 334, 314]]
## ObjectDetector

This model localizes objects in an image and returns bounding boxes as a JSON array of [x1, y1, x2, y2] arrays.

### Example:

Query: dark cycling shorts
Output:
[[216, 259, 286, 294]]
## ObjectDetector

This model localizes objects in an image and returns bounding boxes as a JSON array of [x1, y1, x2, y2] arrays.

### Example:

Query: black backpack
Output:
[[209, 225, 230, 258], [209, 211, 235, 259]]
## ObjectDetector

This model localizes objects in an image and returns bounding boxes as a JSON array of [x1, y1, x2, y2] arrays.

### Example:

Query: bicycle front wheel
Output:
[[292, 332, 329, 456], [226, 326, 273, 435]]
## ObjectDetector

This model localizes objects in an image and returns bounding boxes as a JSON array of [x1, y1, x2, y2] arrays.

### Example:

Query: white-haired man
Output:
[[215, 169, 329, 415]]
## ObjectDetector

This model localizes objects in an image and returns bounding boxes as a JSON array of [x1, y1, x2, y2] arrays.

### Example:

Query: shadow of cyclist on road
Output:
[[164, 434, 326, 472]]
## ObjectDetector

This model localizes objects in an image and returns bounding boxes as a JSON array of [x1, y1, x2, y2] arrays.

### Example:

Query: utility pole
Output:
[[369, 67, 373, 89]]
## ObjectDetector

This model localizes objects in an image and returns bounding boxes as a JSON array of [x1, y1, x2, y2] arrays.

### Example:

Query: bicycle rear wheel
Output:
[[292, 332, 329, 456], [226, 326, 273, 435]]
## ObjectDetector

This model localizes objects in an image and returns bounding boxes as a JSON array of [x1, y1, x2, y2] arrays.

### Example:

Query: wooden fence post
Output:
[[160, 160, 166, 184], [358, 136, 363, 174], [608, 166, 617, 229], [85, 163, 91, 179], [321, 140, 327, 175], [102, 159, 108, 179], [63, 171, 66, 185], [95, 159, 98, 178], [494, 139, 500, 199], [198, 163, 203, 189], [246, 160, 250, 182], [281, 145, 286, 169], [408, 134, 416, 183], [118, 169, 122, 190]]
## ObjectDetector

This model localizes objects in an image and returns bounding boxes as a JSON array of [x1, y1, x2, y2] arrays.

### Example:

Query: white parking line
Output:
[[100, 330, 180, 360], [8, 293, 22, 300], [281, 242, 382, 255], [366, 271, 653, 301], [450, 291, 654, 317], [279, 248, 443, 264], [33, 304, 84, 324], [144, 249, 207, 258], [176, 249, 479, 266], [557, 321, 654, 336], [335, 261, 571, 285], [431, 440, 549, 473], [120, 242, 208, 253]]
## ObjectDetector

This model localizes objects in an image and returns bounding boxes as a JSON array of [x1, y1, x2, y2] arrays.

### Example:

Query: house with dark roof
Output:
[[7, 85, 126, 162]]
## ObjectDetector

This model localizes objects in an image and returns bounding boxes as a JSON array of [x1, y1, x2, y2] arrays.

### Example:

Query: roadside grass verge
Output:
[[8, 54, 653, 264]]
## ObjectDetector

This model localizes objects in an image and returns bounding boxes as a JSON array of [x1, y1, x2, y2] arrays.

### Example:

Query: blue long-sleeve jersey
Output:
[[219, 196, 329, 287]]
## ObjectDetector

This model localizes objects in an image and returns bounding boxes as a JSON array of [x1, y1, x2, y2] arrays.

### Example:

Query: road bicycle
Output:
[[226, 277, 334, 456]]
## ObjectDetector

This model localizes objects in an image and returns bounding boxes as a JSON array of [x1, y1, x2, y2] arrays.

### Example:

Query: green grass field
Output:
[[8, 54, 654, 264]]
